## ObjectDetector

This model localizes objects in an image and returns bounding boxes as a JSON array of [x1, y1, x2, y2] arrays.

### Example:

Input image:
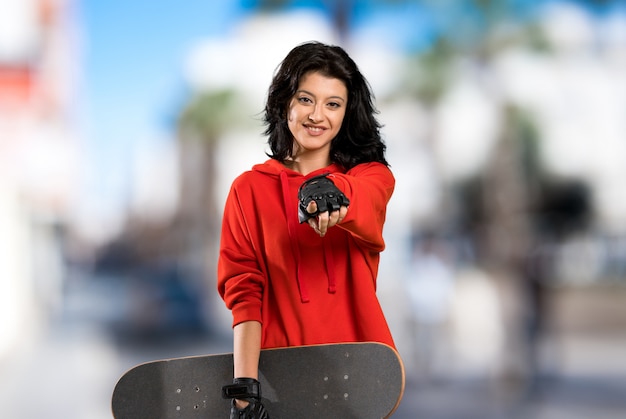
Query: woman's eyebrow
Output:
[[296, 89, 346, 102]]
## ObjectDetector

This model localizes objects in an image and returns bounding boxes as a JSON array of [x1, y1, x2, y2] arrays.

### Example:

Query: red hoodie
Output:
[[217, 159, 395, 349]]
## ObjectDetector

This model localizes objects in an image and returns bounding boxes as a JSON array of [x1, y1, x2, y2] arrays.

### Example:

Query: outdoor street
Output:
[[1, 276, 624, 419]]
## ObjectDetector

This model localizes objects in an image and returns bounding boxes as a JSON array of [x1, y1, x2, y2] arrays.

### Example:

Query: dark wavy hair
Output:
[[264, 41, 388, 170]]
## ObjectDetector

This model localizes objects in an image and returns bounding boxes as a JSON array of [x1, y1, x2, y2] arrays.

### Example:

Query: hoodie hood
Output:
[[252, 159, 342, 303]]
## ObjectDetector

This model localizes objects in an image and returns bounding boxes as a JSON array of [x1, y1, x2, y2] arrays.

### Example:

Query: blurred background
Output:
[[1, 0, 625, 418]]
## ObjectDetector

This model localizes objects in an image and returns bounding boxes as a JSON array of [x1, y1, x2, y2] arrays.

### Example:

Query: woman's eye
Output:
[[298, 96, 312, 104], [328, 102, 341, 108]]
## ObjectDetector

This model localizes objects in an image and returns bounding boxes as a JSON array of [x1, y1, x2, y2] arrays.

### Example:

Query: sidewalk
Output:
[[0, 322, 231, 419], [393, 372, 626, 419]]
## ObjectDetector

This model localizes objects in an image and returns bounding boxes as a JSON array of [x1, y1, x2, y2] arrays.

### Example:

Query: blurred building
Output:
[[0, 0, 81, 358]]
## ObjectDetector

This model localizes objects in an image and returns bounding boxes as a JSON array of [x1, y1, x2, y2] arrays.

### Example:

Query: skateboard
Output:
[[112, 342, 405, 418]]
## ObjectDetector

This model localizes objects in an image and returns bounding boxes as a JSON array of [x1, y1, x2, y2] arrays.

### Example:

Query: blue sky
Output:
[[79, 1, 244, 213]]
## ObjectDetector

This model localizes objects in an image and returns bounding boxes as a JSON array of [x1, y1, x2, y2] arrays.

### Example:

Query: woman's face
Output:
[[287, 71, 347, 162]]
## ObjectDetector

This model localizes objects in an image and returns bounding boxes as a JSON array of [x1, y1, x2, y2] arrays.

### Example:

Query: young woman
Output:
[[217, 41, 395, 418]]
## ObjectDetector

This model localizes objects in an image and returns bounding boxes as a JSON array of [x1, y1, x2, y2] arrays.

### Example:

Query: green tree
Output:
[[175, 89, 240, 322]]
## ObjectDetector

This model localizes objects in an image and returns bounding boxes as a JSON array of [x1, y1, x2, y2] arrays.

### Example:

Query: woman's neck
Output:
[[284, 155, 331, 176]]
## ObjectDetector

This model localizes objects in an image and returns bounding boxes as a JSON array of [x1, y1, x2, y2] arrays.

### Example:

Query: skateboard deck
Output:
[[112, 342, 405, 418]]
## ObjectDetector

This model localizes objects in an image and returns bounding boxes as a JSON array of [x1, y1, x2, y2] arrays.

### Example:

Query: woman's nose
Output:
[[308, 105, 323, 123]]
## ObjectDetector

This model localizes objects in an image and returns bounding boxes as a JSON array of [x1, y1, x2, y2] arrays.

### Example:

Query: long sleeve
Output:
[[217, 181, 265, 327], [329, 162, 395, 252]]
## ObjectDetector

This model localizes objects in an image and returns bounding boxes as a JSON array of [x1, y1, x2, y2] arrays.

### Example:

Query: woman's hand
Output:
[[306, 201, 348, 237]]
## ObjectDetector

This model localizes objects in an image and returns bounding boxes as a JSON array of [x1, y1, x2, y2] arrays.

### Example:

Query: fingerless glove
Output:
[[297, 174, 350, 223], [222, 378, 270, 419]]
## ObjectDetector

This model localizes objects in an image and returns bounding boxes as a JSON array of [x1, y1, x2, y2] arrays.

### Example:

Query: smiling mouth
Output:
[[304, 124, 325, 132]]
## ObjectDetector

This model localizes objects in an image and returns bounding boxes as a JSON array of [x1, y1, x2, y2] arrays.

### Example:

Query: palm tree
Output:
[[175, 89, 240, 327]]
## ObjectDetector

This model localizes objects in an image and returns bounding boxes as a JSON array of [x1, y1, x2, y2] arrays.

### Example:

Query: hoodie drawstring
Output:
[[323, 240, 337, 294], [280, 171, 310, 303], [280, 170, 338, 302]]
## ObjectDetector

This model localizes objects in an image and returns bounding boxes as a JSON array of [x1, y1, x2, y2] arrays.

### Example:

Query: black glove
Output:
[[298, 174, 350, 223], [222, 378, 270, 419]]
